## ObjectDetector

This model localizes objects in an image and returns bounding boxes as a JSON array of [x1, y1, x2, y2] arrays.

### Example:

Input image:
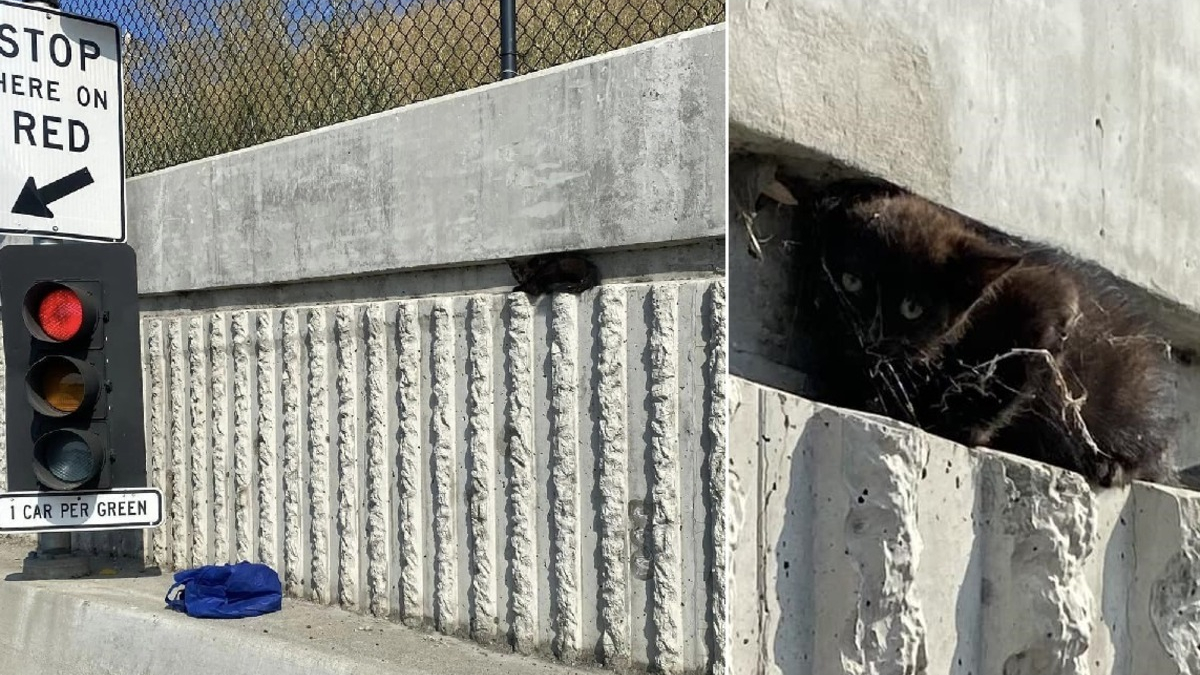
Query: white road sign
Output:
[[0, 1, 125, 242], [0, 487, 162, 533]]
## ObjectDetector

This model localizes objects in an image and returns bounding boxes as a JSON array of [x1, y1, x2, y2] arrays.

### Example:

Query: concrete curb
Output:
[[0, 539, 595, 675]]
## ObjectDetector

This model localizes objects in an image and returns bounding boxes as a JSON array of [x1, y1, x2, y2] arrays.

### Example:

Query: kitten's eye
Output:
[[840, 273, 863, 293], [899, 298, 924, 320]]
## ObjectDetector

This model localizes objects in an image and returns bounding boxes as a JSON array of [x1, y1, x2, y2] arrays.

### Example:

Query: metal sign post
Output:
[[20, 1, 68, 569], [16, 0, 73, 578]]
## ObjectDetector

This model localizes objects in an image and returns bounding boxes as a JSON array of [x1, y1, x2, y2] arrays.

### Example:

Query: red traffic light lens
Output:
[[37, 288, 84, 342], [21, 281, 97, 345]]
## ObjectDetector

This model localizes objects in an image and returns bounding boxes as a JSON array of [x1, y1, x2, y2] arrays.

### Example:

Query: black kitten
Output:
[[796, 181, 1177, 488], [507, 253, 600, 295]]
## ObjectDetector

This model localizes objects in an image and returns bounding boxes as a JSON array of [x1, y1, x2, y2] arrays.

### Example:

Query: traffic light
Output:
[[0, 242, 146, 493]]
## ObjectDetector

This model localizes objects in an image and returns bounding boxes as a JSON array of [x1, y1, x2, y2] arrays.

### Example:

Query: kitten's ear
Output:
[[813, 179, 902, 215], [760, 179, 799, 206], [965, 249, 1022, 290], [947, 247, 1021, 311], [508, 258, 531, 281]]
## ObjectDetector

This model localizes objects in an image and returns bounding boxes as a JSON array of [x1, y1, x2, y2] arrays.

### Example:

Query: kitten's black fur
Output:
[[507, 253, 600, 295], [794, 180, 1177, 488]]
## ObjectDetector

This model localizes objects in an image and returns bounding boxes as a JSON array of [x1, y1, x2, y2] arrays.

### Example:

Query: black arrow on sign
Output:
[[11, 167, 95, 219]]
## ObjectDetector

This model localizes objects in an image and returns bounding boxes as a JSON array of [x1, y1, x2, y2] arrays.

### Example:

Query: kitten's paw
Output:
[[1043, 282, 1082, 347], [1087, 458, 1131, 489], [966, 427, 995, 448]]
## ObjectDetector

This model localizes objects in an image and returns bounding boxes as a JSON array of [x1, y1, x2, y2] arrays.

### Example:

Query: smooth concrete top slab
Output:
[[128, 25, 726, 296], [729, 0, 1200, 319], [0, 538, 596, 675]]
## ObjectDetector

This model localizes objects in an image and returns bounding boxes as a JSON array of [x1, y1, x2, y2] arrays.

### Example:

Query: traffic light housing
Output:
[[0, 243, 146, 493]]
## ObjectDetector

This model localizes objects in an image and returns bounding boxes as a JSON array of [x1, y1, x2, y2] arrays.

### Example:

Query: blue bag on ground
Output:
[[164, 561, 283, 619]]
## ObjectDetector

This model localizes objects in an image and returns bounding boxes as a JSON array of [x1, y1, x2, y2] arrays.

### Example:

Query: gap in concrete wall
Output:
[[729, 146, 900, 398], [730, 146, 1200, 470], [139, 239, 723, 315]]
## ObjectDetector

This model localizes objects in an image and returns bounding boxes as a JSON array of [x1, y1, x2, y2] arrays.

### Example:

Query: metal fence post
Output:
[[500, 0, 517, 80]]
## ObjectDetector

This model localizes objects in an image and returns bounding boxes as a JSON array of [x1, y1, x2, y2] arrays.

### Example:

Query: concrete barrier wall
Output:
[[729, 377, 1200, 675], [2, 276, 728, 674], [127, 25, 726, 296], [0, 25, 727, 675], [126, 282, 726, 674]]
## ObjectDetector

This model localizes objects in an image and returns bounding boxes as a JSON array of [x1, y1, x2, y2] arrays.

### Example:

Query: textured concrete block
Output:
[[744, 384, 932, 675], [972, 452, 1095, 675], [62, 279, 727, 675], [731, 376, 1200, 675], [727, 377, 760, 672], [1130, 482, 1200, 674]]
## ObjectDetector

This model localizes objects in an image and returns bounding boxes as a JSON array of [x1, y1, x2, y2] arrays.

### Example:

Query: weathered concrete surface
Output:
[[730, 376, 1200, 675], [34, 278, 726, 675], [729, 0, 1200, 329], [0, 538, 598, 675], [127, 25, 726, 296]]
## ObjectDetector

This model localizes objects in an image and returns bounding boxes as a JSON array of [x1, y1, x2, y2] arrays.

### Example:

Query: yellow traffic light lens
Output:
[[25, 356, 100, 420], [39, 360, 86, 413]]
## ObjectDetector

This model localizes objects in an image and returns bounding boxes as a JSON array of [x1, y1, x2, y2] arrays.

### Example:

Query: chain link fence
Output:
[[61, 0, 723, 176]]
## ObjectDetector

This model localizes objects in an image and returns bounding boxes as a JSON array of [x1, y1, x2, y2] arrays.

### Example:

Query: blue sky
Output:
[[61, 0, 418, 83], [63, 0, 415, 49]]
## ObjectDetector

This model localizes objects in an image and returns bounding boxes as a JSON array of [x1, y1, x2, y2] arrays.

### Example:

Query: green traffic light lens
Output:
[[32, 429, 104, 491], [45, 437, 96, 484]]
